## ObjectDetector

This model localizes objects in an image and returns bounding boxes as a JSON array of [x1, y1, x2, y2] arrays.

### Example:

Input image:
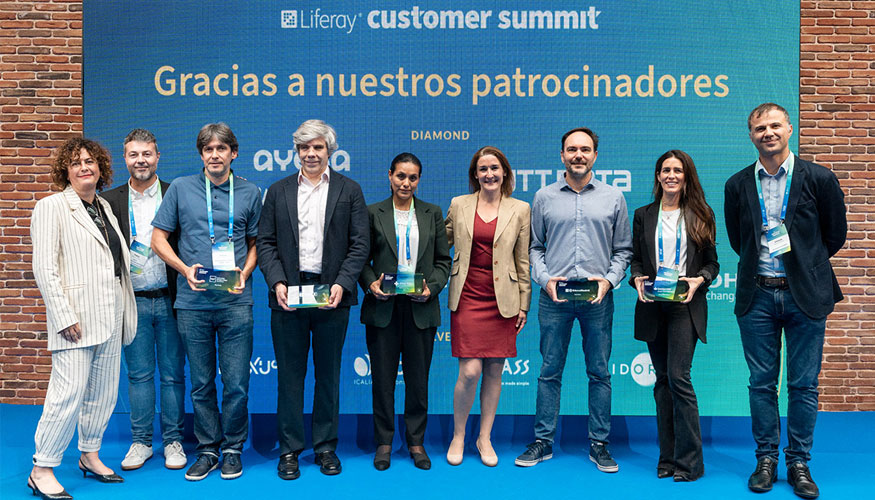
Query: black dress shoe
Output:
[[787, 462, 820, 499], [657, 467, 674, 479], [748, 456, 778, 493], [277, 452, 300, 480], [27, 475, 73, 500], [374, 446, 391, 471], [78, 460, 123, 483], [315, 451, 342, 476], [409, 448, 431, 470]]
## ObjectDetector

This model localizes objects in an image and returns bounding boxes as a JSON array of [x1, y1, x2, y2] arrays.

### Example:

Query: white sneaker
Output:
[[164, 441, 187, 470], [121, 443, 153, 470]]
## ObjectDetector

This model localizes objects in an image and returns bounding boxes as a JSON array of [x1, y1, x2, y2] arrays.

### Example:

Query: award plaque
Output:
[[287, 284, 331, 308], [381, 272, 424, 295], [556, 280, 599, 301], [194, 267, 241, 292], [643, 279, 690, 302]]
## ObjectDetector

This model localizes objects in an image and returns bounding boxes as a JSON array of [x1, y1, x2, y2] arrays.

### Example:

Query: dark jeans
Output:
[[737, 284, 826, 465], [647, 301, 703, 478], [124, 295, 185, 447], [534, 289, 613, 444], [366, 296, 436, 447], [271, 306, 349, 455], [176, 306, 253, 456]]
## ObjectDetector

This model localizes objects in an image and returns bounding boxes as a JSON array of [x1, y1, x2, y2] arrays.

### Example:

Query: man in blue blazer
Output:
[[724, 103, 846, 500], [256, 119, 369, 480]]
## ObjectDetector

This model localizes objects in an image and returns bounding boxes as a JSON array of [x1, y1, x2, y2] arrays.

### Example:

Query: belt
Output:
[[299, 272, 322, 283], [755, 275, 789, 289], [134, 287, 170, 299]]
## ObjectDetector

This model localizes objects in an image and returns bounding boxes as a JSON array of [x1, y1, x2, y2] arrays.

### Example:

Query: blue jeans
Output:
[[535, 289, 613, 444], [737, 284, 826, 465], [177, 306, 253, 455], [124, 295, 185, 446]]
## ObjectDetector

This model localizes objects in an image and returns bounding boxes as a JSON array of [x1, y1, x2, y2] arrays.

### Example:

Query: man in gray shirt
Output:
[[515, 127, 632, 472]]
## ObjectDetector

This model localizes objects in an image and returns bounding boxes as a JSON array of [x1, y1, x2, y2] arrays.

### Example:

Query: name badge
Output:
[[211, 240, 236, 271], [652, 266, 680, 299], [129, 240, 151, 274], [766, 224, 791, 258]]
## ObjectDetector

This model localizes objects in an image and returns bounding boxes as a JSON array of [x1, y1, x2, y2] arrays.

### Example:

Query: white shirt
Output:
[[129, 178, 168, 291], [297, 168, 330, 273], [653, 207, 688, 277], [394, 205, 419, 271]]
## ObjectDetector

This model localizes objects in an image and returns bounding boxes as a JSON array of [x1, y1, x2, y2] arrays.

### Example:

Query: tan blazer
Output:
[[31, 186, 137, 351], [445, 193, 531, 317]]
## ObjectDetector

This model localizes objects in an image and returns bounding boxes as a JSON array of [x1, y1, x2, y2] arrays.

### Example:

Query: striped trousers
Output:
[[33, 282, 124, 467]]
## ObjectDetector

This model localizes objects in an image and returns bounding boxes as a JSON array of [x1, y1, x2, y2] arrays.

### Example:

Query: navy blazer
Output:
[[629, 202, 719, 343], [103, 179, 180, 305], [256, 169, 370, 310], [724, 156, 847, 319]]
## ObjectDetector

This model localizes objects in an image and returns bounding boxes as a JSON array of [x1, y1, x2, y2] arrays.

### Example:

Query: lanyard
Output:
[[128, 180, 162, 241], [755, 161, 793, 229], [205, 172, 234, 244], [393, 198, 415, 263], [657, 204, 682, 268]]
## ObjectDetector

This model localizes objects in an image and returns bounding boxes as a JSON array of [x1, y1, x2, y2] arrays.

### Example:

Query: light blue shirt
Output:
[[152, 170, 262, 310], [530, 174, 633, 288], [755, 153, 794, 277]]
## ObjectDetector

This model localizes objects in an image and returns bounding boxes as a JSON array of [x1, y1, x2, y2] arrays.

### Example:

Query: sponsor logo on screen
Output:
[[353, 354, 404, 385], [250, 356, 277, 376], [706, 272, 736, 302], [282, 7, 602, 34], [281, 9, 359, 34], [512, 169, 631, 192], [612, 352, 655, 387], [254, 149, 351, 172], [501, 358, 531, 387]]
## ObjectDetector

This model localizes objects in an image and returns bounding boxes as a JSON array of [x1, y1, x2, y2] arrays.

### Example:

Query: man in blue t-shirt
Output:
[[152, 123, 262, 482]]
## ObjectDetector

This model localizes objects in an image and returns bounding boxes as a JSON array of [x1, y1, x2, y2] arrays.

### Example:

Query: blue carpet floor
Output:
[[2, 405, 872, 500]]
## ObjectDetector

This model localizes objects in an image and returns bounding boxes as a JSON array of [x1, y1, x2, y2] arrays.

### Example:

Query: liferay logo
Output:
[[281, 9, 359, 34]]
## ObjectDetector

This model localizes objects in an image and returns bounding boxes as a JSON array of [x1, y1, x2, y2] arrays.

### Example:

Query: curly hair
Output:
[[51, 137, 113, 191]]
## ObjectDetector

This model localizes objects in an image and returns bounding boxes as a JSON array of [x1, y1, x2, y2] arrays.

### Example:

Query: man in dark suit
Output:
[[725, 103, 847, 500], [103, 129, 186, 471], [256, 119, 369, 480]]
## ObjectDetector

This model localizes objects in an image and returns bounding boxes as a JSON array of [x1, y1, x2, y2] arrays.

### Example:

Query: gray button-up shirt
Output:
[[530, 174, 632, 288]]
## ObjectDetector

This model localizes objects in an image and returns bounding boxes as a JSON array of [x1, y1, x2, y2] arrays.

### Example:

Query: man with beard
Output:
[[515, 127, 632, 472], [103, 129, 186, 472]]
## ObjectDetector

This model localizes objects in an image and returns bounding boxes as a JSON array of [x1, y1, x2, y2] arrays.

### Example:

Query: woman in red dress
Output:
[[444, 146, 531, 467]]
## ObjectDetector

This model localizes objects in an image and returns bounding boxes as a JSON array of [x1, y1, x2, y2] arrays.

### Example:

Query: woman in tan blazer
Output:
[[445, 146, 531, 467], [28, 138, 137, 499]]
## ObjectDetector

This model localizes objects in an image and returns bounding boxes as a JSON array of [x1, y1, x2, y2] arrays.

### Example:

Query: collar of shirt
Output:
[[755, 151, 794, 179], [298, 167, 331, 188], [128, 176, 161, 200], [559, 172, 598, 193], [200, 170, 232, 191]]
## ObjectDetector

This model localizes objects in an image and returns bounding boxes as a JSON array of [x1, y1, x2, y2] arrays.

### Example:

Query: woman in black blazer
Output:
[[629, 150, 719, 482], [358, 153, 451, 471]]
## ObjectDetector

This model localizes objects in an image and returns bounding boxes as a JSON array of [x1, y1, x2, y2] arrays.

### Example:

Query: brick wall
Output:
[[800, 1, 875, 411], [1, 2, 872, 409]]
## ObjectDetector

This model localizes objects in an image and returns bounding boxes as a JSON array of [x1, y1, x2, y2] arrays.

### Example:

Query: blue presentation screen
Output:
[[83, 1, 799, 416]]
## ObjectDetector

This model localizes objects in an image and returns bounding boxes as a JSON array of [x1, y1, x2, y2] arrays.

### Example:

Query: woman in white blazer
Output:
[[28, 138, 137, 500]]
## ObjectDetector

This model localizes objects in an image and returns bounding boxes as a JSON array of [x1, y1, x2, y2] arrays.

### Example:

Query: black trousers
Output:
[[366, 296, 436, 447], [646, 301, 703, 478], [271, 305, 349, 455]]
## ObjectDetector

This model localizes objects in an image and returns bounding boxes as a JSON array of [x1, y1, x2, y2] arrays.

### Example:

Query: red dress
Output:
[[451, 213, 518, 358]]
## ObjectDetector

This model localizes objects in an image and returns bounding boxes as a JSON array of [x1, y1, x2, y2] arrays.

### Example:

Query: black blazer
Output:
[[629, 202, 719, 343], [103, 179, 180, 304], [256, 169, 370, 310], [724, 156, 846, 319], [358, 196, 451, 329]]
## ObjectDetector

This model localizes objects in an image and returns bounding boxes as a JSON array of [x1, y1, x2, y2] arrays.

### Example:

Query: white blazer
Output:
[[31, 186, 137, 351]]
